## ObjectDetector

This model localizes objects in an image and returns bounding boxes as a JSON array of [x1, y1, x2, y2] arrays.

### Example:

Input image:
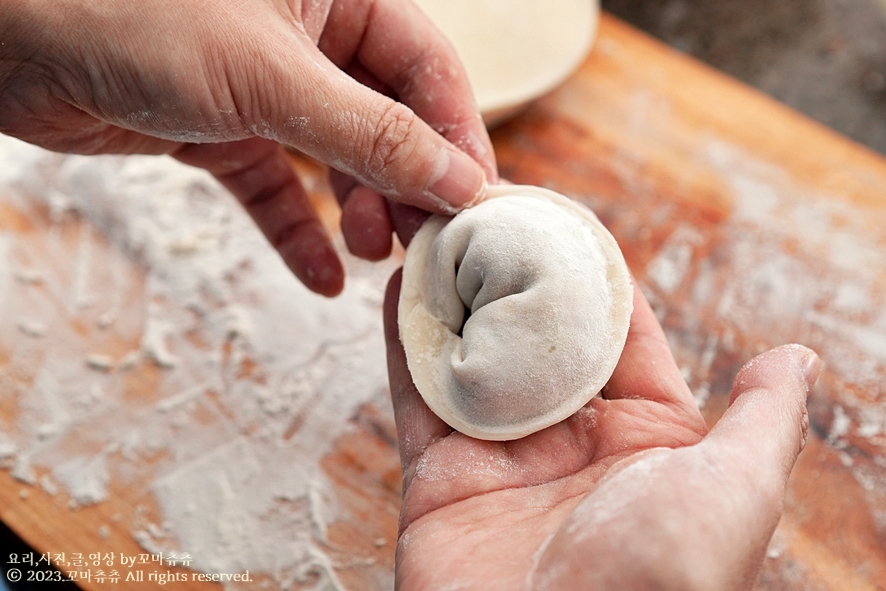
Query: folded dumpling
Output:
[[398, 185, 633, 440]]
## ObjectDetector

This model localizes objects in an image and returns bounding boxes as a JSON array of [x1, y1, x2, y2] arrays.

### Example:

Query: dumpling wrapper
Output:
[[412, 0, 599, 126], [398, 185, 633, 441]]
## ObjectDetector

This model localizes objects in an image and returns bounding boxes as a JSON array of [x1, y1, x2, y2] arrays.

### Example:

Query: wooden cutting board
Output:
[[1, 12, 884, 591]]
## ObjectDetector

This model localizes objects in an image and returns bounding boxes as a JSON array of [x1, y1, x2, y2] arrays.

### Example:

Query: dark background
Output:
[[603, 0, 886, 155]]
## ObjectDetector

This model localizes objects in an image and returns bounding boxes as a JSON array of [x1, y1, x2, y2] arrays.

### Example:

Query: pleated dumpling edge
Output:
[[398, 184, 633, 441]]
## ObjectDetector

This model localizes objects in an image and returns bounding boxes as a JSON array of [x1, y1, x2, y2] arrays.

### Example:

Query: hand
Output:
[[0, 0, 496, 295], [383, 270, 820, 591]]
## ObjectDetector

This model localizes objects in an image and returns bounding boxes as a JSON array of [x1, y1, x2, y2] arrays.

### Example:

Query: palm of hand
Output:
[[385, 268, 815, 591], [397, 405, 705, 591], [385, 271, 711, 590]]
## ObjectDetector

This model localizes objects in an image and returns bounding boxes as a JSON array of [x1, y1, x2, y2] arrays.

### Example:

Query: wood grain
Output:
[[1, 12, 884, 591]]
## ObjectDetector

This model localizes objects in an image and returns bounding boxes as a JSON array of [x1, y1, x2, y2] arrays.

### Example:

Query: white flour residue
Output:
[[0, 139, 46, 186], [828, 405, 852, 445], [0, 135, 398, 588], [0, 435, 16, 466], [140, 308, 180, 369], [0, 236, 13, 313], [630, 138, 886, 408], [706, 140, 886, 276], [701, 140, 886, 393], [611, 136, 886, 521], [53, 453, 110, 507], [660, 139, 886, 536], [646, 224, 704, 294]]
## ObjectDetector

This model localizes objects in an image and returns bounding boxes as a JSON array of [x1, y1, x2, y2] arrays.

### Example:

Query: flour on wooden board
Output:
[[634, 138, 886, 523], [635, 138, 886, 403], [0, 134, 397, 588]]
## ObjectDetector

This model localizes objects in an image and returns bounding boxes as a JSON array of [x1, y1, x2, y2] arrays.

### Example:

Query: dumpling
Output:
[[398, 185, 633, 441]]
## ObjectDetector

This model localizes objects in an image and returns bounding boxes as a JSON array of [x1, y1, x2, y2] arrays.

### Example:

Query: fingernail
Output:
[[801, 350, 822, 390], [427, 149, 486, 211]]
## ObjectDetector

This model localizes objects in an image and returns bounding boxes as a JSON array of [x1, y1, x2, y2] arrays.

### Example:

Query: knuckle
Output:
[[272, 218, 311, 251], [241, 177, 288, 211], [363, 102, 420, 173]]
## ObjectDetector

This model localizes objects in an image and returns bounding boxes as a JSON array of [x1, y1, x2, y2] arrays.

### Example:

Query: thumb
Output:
[[703, 344, 821, 497], [260, 46, 487, 215], [312, 85, 486, 214]]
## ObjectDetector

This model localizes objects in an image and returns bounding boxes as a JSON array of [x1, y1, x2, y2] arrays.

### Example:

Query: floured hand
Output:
[[0, 0, 496, 295], [384, 270, 820, 591]]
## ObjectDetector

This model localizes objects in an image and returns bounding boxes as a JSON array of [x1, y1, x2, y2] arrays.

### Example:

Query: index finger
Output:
[[174, 139, 344, 296]]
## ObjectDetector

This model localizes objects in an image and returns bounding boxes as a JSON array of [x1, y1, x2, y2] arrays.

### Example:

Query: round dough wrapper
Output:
[[413, 0, 599, 126], [398, 185, 633, 441]]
